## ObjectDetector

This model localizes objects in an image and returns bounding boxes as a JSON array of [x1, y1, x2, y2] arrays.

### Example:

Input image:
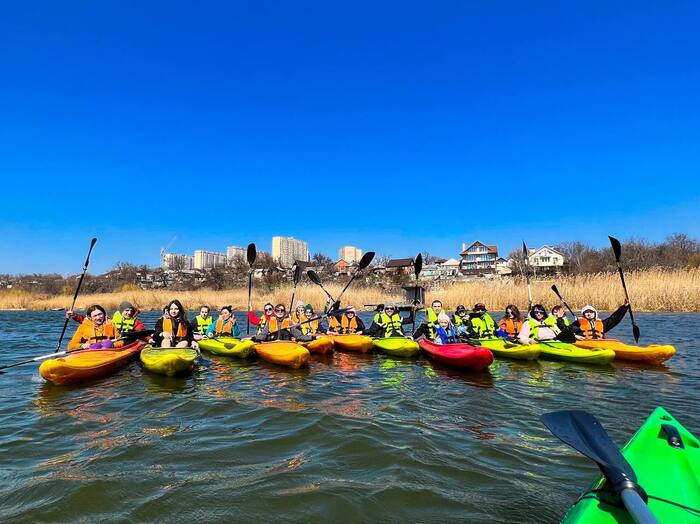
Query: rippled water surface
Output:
[[0, 311, 698, 523]]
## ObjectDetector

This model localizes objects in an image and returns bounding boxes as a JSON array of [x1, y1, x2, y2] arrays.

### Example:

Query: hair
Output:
[[531, 304, 547, 316], [264, 303, 274, 310], [437, 312, 451, 324], [551, 305, 564, 315], [220, 305, 233, 314], [504, 304, 522, 321], [275, 303, 286, 312], [432, 300, 442, 307], [86, 304, 106, 317], [167, 299, 187, 321], [200, 305, 210, 312]]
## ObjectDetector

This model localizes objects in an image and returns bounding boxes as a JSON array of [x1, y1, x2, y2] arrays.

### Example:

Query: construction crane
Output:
[[160, 236, 177, 267]]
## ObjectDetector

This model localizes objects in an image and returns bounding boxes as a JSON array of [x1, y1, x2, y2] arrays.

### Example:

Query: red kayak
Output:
[[418, 339, 493, 371]]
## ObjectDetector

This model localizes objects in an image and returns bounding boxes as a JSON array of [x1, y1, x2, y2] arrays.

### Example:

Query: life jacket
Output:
[[163, 318, 188, 339], [471, 314, 496, 338], [267, 316, 291, 334], [301, 318, 320, 335], [378, 313, 404, 338], [577, 317, 605, 339], [194, 315, 213, 335], [498, 317, 523, 338], [330, 315, 359, 334], [292, 311, 304, 324], [528, 317, 559, 340], [80, 319, 118, 342], [424, 307, 441, 339], [256, 313, 270, 335], [435, 325, 457, 344], [112, 312, 136, 334], [453, 314, 468, 326], [213, 317, 235, 335]]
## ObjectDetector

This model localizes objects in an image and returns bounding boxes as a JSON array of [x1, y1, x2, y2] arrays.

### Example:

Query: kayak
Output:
[[302, 336, 334, 354], [561, 406, 700, 523], [418, 339, 493, 371], [574, 339, 676, 365], [331, 334, 374, 353], [198, 337, 256, 358], [373, 337, 421, 357], [39, 340, 146, 386], [537, 341, 615, 365], [253, 341, 310, 369], [140, 346, 198, 376], [476, 338, 540, 360]]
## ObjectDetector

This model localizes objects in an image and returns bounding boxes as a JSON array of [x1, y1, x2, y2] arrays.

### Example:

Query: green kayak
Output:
[[476, 338, 540, 360], [140, 346, 198, 376], [562, 407, 700, 523], [537, 341, 615, 365], [373, 337, 421, 357], [198, 337, 255, 358]]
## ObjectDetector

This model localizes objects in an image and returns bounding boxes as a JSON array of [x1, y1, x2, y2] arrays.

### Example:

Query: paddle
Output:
[[411, 253, 423, 335], [0, 329, 154, 373], [307, 270, 337, 303], [55, 237, 97, 352], [334, 251, 376, 306], [541, 410, 658, 524], [609, 236, 641, 342], [246, 243, 257, 335], [288, 263, 303, 316], [261, 307, 352, 338], [551, 284, 576, 318], [522, 241, 533, 312]]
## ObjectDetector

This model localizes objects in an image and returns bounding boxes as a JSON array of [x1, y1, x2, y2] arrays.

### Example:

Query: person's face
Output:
[[122, 308, 134, 319], [533, 309, 545, 319], [346, 311, 355, 319], [200, 307, 210, 318], [264, 305, 274, 315], [385, 307, 395, 315], [169, 304, 180, 318], [432, 302, 442, 313], [584, 310, 595, 320], [220, 309, 231, 320], [90, 309, 105, 325], [506, 308, 514, 318], [275, 306, 286, 318], [304, 310, 313, 319], [554, 309, 564, 318], [439, 319, 449, 329], [296, 306, 304, 315]]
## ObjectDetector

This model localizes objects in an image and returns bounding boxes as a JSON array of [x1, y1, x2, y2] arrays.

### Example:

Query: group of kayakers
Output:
[[64, 296, 630, 350]]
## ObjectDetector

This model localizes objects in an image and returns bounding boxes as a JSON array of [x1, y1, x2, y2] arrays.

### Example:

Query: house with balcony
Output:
[[527, 246, 566, 274], [459, 241, 499, 276]]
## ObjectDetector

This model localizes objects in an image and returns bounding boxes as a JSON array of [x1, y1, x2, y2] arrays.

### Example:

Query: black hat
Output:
[[472, 303, 487, 312]]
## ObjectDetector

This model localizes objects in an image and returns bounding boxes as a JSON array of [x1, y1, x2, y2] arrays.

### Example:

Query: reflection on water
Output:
[[0, 311, 698, 523]]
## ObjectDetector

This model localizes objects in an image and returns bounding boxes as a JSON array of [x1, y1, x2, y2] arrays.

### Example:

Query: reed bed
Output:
[[0, 269, 697, 312]]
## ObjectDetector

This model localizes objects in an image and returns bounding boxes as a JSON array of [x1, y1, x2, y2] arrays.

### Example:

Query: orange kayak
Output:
[[574, 339, 676, 365], [253, 341, 310, 369], [331, 334, 374, 353], [302, 336, 334, 354], [39, 340, 146, 386]]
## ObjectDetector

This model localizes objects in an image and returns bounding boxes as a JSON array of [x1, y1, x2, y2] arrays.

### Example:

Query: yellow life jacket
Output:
[[577, 317, 604, 339], [378, 313, 404, 338], [471, 314, 496, 338], [194, 315, 213, 335]]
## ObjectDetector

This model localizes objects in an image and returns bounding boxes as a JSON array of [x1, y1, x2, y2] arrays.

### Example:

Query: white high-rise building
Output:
[[162, 253, 194, 270], [272, 236, 310, 268], [226, 246, 245, 264], [194, 250, 227, 270], [338, 246, 362, 264]]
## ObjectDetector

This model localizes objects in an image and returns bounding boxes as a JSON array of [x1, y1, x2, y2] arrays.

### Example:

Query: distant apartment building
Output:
[[338, 246, 362, 264], [226, 245, 245, 264], [528, 246, 566, 273], [162, 253, 194, 270], [459, 241, 499, 275], [272, 236, 310, 268], [194, 250, 227, 270]]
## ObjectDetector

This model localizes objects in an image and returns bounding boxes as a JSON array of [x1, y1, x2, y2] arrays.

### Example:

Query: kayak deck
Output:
[[253, 341, 310, 369], [331, 334, 374, 353], [302, 336, 334, 354], [140, 346, 198, 376], [198, 337, 256, 358], [574, 339, 676, 365], [537, 341, 615, 365], [476, 338, 540, 360], [418, 339, 493, 371], [373, 337, 421, 357]]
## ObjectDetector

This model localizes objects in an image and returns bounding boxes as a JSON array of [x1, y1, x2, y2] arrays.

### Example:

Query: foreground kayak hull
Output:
[[253, 341, 310, 369], [39, 341, 146, 386], [331, 334, 374, 353], [198, 337, 256, 358], [574, 339, 676, 365], [303, 336, 334, 354], [418, 339, 493, 371], [537, 341, 615, 365], [140, 346, 198, 376], [561, 407, 700, 524], [373, 337, 421, 357], [476, 338, 540, 360]]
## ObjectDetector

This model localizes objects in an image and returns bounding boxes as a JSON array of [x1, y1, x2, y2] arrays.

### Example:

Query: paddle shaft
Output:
[[522, 242, 532, 311], [551, 285, 576, 318], [55, 238, 97, 352], [620, 489, 659, 524], [247, 271, 253, 334], [609, 236, 640, 342]]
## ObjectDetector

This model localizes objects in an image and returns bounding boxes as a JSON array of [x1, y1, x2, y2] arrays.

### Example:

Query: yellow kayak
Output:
[[302, 336, 334, 354], [476, 338, 540, 360], [253, 341, 310, 369], [574, 339, 676, 365], [140, 346, 198, 376], [331, 334, 374, 353]]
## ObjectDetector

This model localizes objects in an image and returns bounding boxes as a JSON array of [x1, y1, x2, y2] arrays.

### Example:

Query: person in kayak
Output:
[[66, 301, 146, 335], [570, 302, 629, 340], [518, 304, 560, 344], [192, 306, 213, 340], [205, 305, 240, 338], [291, 305, 327, 342], [249, 303, 274, 334], [366, 304, 385, 337], [433, 313, 458, 344], [551, 305, 570, 331], [327, 306, 366, 334], [469, 303, 498, 338], [154, 299, 194, 347], [412, 300, 444, 340], [375, 304, 415, 338], [498, 305, 523, 339], [451, 305, 472, 339], [68, 304, 119, 350], [253, 304, 292, 342], [291, 301, 306, 324]]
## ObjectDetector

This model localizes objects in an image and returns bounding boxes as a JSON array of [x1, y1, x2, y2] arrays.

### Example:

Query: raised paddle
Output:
[[551, 284, 576, 318], [522, 241, 533, 312], [288, 263, 303, 315], [334, 251, 375, 306], [307, 270, 337, 303], [609, 236, 641, 342], [246, 243, 257, 335], [411, 253, 423, 335], [0, 329, 155, 373], [541, 410, 658, 524], [55, 237, 97, 352]]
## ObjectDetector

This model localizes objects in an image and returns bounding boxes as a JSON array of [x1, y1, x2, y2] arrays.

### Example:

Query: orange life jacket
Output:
[[267, 316, 290, 333], [330, 315, 359, 334], [578, 318, 605, 339], [499, 317, 523, 337], [84, 319, 117, 341], [213, 317, 234, 335], [163, 318, 188, 338]]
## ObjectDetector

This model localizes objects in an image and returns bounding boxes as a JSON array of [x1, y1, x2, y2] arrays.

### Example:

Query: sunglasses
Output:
[[264, 307, 273, 312], [385, 307, 395, 311], [275, 308, 285, 313]]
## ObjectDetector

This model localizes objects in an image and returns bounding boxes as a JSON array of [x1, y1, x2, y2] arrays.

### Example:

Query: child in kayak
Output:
[[192, 306, 213, 341], [551, 305, 570, 330], [518, 304, 560, 344], [205, 305, 240, 338], [498, 305, 523, 339], [433, 313, 457, 344], [291, 301, 306, 324], [68, 304, 119, 350], [154, 299, 194, 348]]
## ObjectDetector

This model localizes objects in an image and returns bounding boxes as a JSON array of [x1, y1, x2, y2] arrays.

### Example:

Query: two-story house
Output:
[[459, 241, 499, 275], [527, 245, 566, 274]]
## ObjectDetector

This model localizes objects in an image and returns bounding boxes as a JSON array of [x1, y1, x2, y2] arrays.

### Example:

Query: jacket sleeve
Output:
[[72, 313, 85, 324], [248, 310, 261, 326], [67, 323, 86, 350], [233, 322, 241, 337], [134, 319, 146, 331], [356, 317, 366, 332], [602, 305, 629, 333], [253, 322, 270, 342], [518, 322, 531, 344], [290, 325, 313, 342], [205, 322, 216, 336]]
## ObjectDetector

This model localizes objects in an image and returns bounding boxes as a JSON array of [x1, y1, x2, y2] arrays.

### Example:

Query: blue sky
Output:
[[1, 1, 698, 274]]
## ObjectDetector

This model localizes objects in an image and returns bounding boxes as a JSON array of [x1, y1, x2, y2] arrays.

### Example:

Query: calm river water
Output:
[[0, 310, 697, 523]]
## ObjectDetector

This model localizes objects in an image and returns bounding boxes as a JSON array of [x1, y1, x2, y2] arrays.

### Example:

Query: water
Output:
[[0, 311, 698, 523]]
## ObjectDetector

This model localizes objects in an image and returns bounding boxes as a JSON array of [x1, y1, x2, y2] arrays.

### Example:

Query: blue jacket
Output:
[[435, 325, 457, 344]]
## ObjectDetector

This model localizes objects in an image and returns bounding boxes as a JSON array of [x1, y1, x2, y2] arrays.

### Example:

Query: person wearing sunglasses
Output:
[[291, 305, 328, 342], [374, 303, 415, 338], [327, 306, 366, 335], [253, 304, 292, 342], [518, 304, 560, 344], [248, 302, 275, 335], [498, 304, 523, 339]]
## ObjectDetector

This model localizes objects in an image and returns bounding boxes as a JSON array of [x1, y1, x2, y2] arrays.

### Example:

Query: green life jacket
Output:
[[194, 315, 213, 335], [112, 311, 136, 333], [378, 313, 405, 338], [528, 316, 559, 340], [424, 307, 441, 338], [256, 314, 268, 335], [471, 314, 496, 338]]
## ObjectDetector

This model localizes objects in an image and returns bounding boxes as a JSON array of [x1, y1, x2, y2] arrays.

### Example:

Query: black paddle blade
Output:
[[247, 243, 257, 266], [541, 410, 638, 488], [522, 241, 529, 258], [307, 270, 322, 286], [293, 264, 303, 285], [633, 324, 641, 343], [551, 284, 560, 297], [414, 253, 423, 277], [609, 236, 622, 262], [358, 251, 375, 270]]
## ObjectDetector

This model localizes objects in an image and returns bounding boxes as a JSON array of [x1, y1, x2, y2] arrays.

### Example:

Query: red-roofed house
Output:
[[386, 258, 414, 275], [459, 241, 499, 275]]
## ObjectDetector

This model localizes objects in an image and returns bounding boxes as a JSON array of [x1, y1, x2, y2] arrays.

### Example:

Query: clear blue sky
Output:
[[1, 1, 698, 275]]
